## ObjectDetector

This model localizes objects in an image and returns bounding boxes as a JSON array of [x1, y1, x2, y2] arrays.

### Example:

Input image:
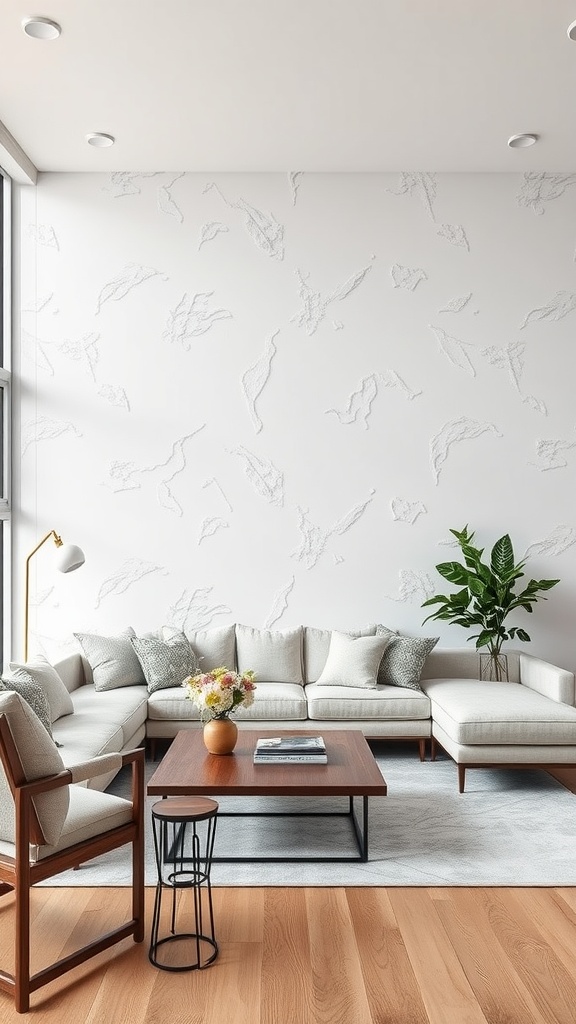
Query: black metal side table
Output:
[[149, 796, 219, 972]]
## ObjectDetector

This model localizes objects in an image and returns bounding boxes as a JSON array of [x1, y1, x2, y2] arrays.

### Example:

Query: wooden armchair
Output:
[[0, 690, 144, 1013]]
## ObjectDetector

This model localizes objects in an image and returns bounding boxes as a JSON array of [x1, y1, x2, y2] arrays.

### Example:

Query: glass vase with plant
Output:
[[422, 526, 560, 681]]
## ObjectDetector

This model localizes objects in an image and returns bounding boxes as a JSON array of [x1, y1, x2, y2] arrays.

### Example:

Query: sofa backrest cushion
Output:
[[0, 691, 69, 846], [235, 625, 303, 684], [188, 624, 236, 673], [9, 655, 74, 723], [74, 628, 145, 690]]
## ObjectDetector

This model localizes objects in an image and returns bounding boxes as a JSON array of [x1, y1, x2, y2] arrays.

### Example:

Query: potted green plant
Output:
[[422, 526, 560, 681]]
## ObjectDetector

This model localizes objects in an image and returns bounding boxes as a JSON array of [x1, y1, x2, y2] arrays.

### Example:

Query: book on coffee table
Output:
[[253, 753, 328, 764], [255, 736, 326, 753], [253, 735, 327, 764]]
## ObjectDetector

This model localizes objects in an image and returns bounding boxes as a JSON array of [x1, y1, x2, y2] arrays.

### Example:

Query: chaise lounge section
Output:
[[420, 651, 576, 791]]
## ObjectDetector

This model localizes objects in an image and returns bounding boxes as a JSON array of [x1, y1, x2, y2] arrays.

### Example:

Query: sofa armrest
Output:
[[519, 653, 575, 706]]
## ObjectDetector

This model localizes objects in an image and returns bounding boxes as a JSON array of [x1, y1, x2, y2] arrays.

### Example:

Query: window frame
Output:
[[0, 168, 12, 667]]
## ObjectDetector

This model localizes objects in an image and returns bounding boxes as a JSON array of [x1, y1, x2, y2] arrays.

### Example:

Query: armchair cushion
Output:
[[31, 786, 134, 861], [9, 655, 74, 723], [0, 691, 69, 845]]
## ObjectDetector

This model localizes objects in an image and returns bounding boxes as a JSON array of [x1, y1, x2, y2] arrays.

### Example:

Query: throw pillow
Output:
[[315, 631, 393, 689], [130, 631, 198, 693], [235, 624, 303, 684], [9, 654, 74, 723], [0, 672, 56, 741], [74, 627, 145, 691], [304, 624, 393, 683], [376, 629, 439, 690], [0, 691, 69, 847]]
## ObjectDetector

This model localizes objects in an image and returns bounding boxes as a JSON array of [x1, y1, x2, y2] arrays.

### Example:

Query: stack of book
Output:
[[253, 735, 327, 764]]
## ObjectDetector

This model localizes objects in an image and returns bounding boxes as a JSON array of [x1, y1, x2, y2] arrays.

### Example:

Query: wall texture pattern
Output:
[[15, 172, 576, 672]]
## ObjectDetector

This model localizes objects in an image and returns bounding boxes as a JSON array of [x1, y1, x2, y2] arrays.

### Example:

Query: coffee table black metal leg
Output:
[[349, 796, 369, 862]]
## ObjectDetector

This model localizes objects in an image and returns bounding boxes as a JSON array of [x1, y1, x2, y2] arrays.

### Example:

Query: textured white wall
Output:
[[13, 171, 576, 672]]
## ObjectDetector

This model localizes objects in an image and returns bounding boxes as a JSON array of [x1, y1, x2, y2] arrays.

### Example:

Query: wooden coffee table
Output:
[[147, 728, 387, 863]]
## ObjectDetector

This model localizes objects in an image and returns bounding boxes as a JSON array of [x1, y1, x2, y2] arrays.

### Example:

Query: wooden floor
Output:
[[0, 767, 575, 1023], [1, 884, 576, 1023]]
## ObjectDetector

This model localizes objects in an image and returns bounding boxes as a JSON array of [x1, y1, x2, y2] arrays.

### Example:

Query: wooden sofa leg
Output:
[[458, 765, 466, 793], [430, 737, 437, 762], [418, 739, 426, 762]]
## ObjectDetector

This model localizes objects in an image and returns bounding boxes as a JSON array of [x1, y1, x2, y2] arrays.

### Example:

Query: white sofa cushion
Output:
[[9, 655, 74, 723], [305, 682, 431, 721], [316, 632, 392, 689], [148, 681, 307, 722], [188, 624, 236, 672], [422, 678, 576, 745], [74, 628, 145, 690], [68, 683, 149, 747], [304, 624, 380, 683], [235, 625, 303, 685]]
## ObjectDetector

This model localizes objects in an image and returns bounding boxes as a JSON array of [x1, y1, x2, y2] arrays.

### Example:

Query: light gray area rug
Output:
[[43, 744, 576, 887]]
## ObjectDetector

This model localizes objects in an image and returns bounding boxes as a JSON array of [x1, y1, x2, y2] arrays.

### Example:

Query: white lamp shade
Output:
[[54, 543, 85, 574]]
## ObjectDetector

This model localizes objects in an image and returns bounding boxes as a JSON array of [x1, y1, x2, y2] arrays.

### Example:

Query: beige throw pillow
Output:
[[315, 631, 393, 689]]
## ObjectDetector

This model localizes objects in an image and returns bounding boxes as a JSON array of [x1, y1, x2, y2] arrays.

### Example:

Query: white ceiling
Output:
[[1, 0, 576, 174]]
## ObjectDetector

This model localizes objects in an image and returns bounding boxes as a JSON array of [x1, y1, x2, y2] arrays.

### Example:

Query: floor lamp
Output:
[[24, 529, 85, 661]]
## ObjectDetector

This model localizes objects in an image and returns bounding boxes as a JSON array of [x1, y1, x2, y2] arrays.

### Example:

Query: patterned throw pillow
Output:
[[0, 672, 56, 741], [376, 627, 439, 691], [130, 631, 199, 694], [74, 627, 145, 691], [8, 655, 74, 723]]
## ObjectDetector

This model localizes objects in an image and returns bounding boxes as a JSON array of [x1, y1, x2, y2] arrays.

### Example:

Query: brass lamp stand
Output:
[[24, 529, 85, 660]]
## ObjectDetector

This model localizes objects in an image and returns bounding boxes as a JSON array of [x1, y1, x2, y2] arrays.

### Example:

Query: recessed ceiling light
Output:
[[22, 16, 61, 40], [567, 19, 576, 40], [507, 133, 539, 149], [86, 133, 115, 148]]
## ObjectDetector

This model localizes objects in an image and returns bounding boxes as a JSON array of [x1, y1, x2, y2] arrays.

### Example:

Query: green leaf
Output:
[[533, 578, 560, 592], [516, 628, 531, 642], [474, 632, 493, 649], [436, 561, 470, 585], [421, 595, 449, 608], [490, 534, 514, 580]]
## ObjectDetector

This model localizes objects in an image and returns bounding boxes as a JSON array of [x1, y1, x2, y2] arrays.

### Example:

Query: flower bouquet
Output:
[[183, 666, 256, 721], [184, 667, 256, 754]]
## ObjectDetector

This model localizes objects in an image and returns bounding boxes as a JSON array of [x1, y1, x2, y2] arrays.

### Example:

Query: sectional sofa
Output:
[[15, 621, 575, 794]]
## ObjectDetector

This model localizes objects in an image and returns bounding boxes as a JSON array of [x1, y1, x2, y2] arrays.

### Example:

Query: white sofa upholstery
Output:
[[48, 627, 576, 791], [53, 655, 148, 790]]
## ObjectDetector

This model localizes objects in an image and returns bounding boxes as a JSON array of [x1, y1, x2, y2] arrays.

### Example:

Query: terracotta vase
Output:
[[203, 716, 238, 755]]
